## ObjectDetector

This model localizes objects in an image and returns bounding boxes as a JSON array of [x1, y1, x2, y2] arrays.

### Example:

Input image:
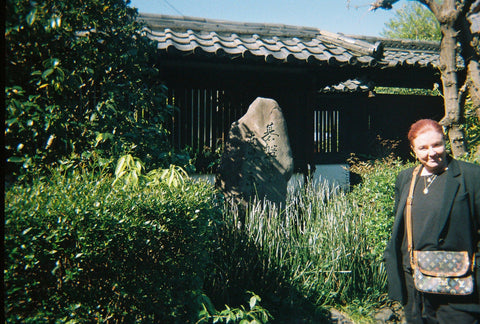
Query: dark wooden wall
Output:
[[313, 94, 444, 163], [159, 61, 444, 172]]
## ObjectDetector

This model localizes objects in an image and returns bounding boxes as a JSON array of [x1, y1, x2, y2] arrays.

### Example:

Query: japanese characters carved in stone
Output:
[[216, 97, 294, 209]]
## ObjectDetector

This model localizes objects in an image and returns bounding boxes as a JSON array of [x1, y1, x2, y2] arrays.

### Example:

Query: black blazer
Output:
[[384, 158, 480, 304]]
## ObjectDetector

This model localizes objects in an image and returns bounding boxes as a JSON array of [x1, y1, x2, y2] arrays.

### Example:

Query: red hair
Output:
[[407, 119, 444, 145]]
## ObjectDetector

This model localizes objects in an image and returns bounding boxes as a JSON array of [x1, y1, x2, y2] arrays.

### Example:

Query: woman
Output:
[[384, 119, 480, 323]]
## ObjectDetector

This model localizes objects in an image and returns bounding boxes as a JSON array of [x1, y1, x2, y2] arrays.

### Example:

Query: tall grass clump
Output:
[[206, 156, 412, 322], [5, 163, 223, 323]]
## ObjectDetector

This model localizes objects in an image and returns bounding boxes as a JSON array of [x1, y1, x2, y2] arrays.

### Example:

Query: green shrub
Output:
[[5, 0, 175, 177], [464, 96, 480, 162], [5, 166, 222, 323], [348, 155, 414, 262]]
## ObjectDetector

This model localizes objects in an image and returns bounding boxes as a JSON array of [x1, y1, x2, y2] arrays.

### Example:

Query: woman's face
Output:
[[412, 129, 447, 173]]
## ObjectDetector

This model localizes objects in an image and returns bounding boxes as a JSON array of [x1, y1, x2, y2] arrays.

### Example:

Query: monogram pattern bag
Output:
[[406, 166, 475, 295], [413, 250, 474, 295]]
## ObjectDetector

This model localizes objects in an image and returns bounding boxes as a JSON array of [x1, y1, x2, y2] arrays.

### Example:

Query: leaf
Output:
[[26, 9, 37, 26], [249, 295, 257, 309], [42, 68, 54, 79], [134, 160, 143, 173], [50, 17, 58, 29], [115, 156, 127, 177], [54, 16, 62, 28], [7, 156, 25, 163], [51, 260, 61, 275], [131, 171, 139, 186], [6, 118, 18, 127], [56, 68, 65, 81]]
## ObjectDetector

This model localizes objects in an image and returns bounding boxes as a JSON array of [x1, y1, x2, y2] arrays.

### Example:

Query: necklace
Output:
[[423, 174, 437, 194]]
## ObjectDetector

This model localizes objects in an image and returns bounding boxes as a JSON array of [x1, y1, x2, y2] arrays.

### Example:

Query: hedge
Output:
[[5, 168, 222, 323]]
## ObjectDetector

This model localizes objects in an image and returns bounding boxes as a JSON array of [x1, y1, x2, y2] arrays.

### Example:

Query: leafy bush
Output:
[[188, 145, 223, 174], [348, 155, 413, 261], [5, 0, 174, 177], [5, 166, 223, 323], [464, 96, 480, 162]]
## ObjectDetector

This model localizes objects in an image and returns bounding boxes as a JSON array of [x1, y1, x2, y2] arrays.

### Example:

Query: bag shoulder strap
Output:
[[406, 165, 422, 268]]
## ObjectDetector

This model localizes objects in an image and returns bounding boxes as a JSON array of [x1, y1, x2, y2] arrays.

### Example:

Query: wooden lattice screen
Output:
[[166, 87, 252, 153], [313, 109, 340, 154]]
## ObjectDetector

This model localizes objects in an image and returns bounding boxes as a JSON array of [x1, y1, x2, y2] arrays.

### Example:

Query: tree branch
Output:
[[420, 0, 470, 23], [418, 0, 442, 17], [369, 0, 400, 11]]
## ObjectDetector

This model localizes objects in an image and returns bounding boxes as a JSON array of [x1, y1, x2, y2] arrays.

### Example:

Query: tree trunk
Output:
[[432, 0, 468, 157], [438, 24, 468, 157]]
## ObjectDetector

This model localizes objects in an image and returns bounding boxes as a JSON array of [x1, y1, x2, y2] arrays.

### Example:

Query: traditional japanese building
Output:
[[138, 13, 444, 175]]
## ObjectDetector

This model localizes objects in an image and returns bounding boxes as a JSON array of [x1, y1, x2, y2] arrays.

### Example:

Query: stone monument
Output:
[[216, 97, 294, 209]]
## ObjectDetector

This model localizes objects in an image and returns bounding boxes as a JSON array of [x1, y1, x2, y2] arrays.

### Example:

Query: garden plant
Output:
[[5, 160, 223, 323], [5, 153, 411, 323]]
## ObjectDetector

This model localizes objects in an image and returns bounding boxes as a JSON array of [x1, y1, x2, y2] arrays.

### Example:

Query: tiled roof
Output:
[[138, 14, 442, 69], [353, 35, 442, 69]]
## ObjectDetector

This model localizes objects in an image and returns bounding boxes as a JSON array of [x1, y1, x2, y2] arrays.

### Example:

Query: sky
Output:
[[128, 0, 401, 37]]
